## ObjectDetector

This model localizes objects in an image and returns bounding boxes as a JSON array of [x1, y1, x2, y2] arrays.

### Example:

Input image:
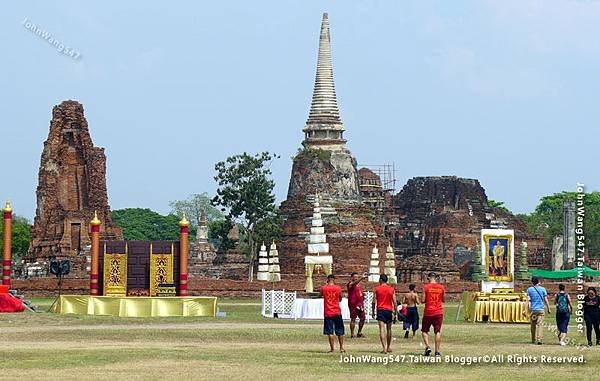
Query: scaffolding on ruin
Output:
[[358, 162, 399, 224]]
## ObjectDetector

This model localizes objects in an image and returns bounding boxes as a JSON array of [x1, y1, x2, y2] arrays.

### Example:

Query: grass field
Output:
[[0, 298, 598, 381]]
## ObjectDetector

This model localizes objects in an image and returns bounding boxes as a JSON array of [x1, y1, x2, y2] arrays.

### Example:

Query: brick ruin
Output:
[[188, 215, 249, 280], [358, 168, 388, 217], [25, 100, 122, 277], [279, 13, 385, 279], [383, 176, 548, 282], [274, 14, 550, 284]]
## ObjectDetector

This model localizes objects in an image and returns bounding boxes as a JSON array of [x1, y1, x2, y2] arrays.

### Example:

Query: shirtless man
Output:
[[402, 284, 421, 338]]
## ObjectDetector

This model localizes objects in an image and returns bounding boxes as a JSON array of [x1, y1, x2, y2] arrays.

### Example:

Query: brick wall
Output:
[[12, 276, 589, 301]]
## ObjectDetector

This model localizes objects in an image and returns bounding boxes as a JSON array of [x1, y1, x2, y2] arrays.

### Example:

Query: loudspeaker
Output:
[[60, 260, 70, 276], [49, 259, 60, 276], [49, 259, 71, 277]]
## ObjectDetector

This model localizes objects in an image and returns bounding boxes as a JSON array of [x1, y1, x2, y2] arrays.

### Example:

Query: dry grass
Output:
[[0, 299, 598, 381]]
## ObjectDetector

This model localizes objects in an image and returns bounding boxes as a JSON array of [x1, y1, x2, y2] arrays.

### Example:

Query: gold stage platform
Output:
[[51, 295, 217, 317], [463, 291, 529, 323]]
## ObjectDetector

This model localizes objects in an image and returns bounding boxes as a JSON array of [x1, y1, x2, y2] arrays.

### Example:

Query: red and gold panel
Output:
[[103, 244, 128, 296], [149, 243, 174, 297]]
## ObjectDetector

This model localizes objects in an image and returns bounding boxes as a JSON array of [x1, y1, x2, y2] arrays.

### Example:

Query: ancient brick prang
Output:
[[279, 13, 385, 277], [358, 167, 393, 219], [388, 176, 547, 280], [26, 100, 122, 277], [287, 149, 361, 202], [280, 193, 386, 277]]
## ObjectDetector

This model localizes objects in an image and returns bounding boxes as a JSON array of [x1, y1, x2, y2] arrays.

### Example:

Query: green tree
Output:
[[212, 152, 280, 280], [207, 219, 235, 252], [111, 208, 196, 241], [253, 212, 284, 248], [169, 192, 224, 227], [520, 192, 600, 258], [0, 215, 31, 261], [488, 199, 509, 213]]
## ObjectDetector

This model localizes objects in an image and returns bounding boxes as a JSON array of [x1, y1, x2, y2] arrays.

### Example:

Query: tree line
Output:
[[2, 153, 597, 263]]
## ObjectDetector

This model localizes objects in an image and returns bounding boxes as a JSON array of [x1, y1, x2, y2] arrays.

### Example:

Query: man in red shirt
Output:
[[321, 274, 345, 353], [422, 272, 445, 357], [347, 272, 368, 338], [371, 274, 397, 354]]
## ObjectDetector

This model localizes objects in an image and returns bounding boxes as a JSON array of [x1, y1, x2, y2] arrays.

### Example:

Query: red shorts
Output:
[[349, 305, 366, 320], [422, 314, 443, 333]]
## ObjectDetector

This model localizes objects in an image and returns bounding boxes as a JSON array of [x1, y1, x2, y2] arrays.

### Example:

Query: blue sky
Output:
[[1, 1, 598, 220]]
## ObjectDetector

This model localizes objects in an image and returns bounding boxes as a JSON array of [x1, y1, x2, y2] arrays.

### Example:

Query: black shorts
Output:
[[403, 306, 420, 331], [556, 311, 570, 333], [376, 310, 394, 324], [324, 315, 345, 336]]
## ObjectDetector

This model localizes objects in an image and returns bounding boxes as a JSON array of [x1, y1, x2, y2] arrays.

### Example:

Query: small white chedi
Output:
[[384, 243, 397, 284], [368, 244, 397, 283], [256, 242, 270, 281], [268, 241, 281, 282], [307, 195, 329, 255], [305, 194, 333, 292], [368, 245, 380, 282]]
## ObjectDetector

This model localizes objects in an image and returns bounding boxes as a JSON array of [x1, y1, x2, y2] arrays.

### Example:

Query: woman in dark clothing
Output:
[[583, 287, 600, 347], [554, 284, 572, 346]]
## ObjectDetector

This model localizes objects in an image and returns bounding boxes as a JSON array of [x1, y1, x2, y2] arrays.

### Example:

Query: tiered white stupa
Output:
[[308, 196, 329, 255], [305, 194, 333, 292], [268, 241, 281, 282], [384, 243, 397, 283], [368, 245, 380, 282], [256, 242, 270, 281]]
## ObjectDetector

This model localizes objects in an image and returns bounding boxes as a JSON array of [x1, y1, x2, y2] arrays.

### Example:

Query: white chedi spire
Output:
[[269, 241, 281, 282], [302, 13, 347, 150], [196, 210, 208, 242], [368, 245, 380, 282], [307, 13, 341, 126], [307, 194, 329, 255], [256, 242, 270, 281], [384, 243, 397, 284]]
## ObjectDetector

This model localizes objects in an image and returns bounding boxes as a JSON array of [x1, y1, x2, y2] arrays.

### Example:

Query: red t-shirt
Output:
[[424, 283, 445, 317], [321, 284, 342, 318], [347, 282, 364, 308], [375, 284, 395, 312]]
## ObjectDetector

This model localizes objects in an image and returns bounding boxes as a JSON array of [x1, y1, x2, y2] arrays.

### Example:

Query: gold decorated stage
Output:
[[51, 295, 217, 317], [463, 291, 529, 323]]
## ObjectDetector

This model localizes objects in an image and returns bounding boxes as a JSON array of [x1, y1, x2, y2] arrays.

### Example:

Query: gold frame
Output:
[[103, 243, 128, 296], [149, 243, 174, 297], [483, 234, 513, 282]]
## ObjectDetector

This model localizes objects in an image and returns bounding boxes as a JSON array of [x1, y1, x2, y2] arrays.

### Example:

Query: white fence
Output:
[[364, 291, 374, 320], [261, 289, 374, 321], [261, 289, 297, 318]]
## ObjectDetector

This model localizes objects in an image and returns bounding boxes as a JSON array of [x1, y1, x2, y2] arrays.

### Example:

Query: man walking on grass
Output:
[[347, 272, 368, 338], [422, 272, 445, 357], [403, 283, 420, 339], [372, 274, 397, 354], [526, 276, 551, 345], [321, 274, 345, 353]]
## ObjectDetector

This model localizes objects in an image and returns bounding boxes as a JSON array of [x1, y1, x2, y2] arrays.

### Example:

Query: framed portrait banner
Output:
[[481, 229, 515, 292]]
